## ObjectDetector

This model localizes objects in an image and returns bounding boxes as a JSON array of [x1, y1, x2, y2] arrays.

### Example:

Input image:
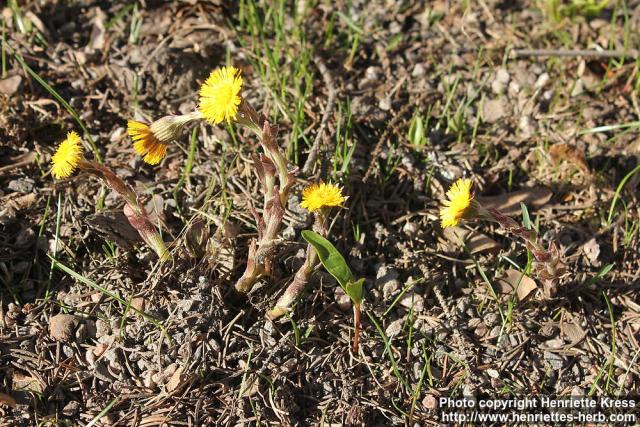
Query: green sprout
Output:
[[302, 230, 364, 352]]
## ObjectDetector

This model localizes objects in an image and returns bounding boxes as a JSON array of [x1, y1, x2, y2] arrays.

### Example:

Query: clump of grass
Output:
[[540, 0, 610, 22]]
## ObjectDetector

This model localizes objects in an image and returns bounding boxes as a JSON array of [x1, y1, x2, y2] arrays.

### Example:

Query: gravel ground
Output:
[[2, 1, 640, 425]]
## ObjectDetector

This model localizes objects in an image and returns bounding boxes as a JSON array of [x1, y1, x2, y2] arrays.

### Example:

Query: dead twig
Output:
[[511, 48, 640, 59], [0, 152, 36, 176]]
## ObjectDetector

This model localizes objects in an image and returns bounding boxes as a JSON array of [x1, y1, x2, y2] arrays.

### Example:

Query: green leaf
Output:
[[345, 278, 364, 305], [301, 230, 353, 288]]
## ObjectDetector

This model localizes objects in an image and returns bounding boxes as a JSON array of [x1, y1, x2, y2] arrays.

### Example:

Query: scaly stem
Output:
[[487, 207, 564, 280], [78, 160, 170, 261], [233, 109, 295, 293], [266, 212, 328, 319]]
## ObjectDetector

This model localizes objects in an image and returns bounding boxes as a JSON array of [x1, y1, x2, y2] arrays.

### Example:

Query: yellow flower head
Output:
[[440, 178, 474, 228], [198, 66, 243, 125], [127, 120, 168, 165], [300, 182, 346, 212], [51, 131, 84, 179]]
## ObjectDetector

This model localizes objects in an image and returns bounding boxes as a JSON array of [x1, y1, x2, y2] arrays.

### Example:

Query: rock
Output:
[[582, 238, 600, 266], [535, 72, 550, 89], [402, 221, 418, 235], [619, 372, 633, 389], [492, 68, 510, 94], [544, 351, 566, 370], [49, 314, 80, 342], [468, 318, 482, 329], [412, 63, 426, 77], [177, 299, 194, 312], [491, 80, 506, 95], [7, 178, 35, 194], [382, 280, 399, 300], [130, 297, 145, 312], [142, 370, 157, 389], [487, 368, 500, 379], [0, 75, 22, 95], [508, 81, 521, 97], [545, 338, 564, 349], [423, 394, 437, 409], [474, 322, 488, 337], [62, 400, 81, 417], [496, 68, 510, 84], [166, 366, 185, 392], [512, 66, 536, 87], [334, 287, 351, 311], [571, 79, 584, 97], [399, 293, 424, 312], [376, 265, 400, 300], [104, 348, 119, 364], [378, 98, 391, 111], [62, 345, 75, 358], [482, 99, 507, 123], [95, 319, 111, 338], [435, 327, 449, 341], [385, 318, 403, 338], [518, 115, 536, 137], [483, 312, 499, 327], [487, 325, 502, 339], [497, 334, 511, 349]]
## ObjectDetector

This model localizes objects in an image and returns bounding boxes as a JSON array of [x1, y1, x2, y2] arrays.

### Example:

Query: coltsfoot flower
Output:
[[300, 182, 346, 212], [199, 66, 243, 124], [51, 131, 84, 179], [127, 120, 168, 165], [440, 178, 476, 228]]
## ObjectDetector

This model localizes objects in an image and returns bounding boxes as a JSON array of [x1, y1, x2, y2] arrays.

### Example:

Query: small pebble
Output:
[[49, 314, 80, 342]]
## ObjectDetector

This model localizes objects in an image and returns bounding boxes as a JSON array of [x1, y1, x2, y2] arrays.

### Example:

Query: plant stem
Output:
[[234, 112, 294, 293], [266, 212, 327, 319], [353, 303, 361, 353]]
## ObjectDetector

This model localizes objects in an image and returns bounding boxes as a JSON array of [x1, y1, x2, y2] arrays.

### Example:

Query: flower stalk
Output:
[[78, 161, 171, 262], [234, 146, 289, 292], [440, 178, 564, 284], [231, 107, 296, 293], [51, 133, 170, 261], [266, 213, 326, 320], [487, 207, 564, 283], [266, 184, 346, 320], [193, 65, 296, 293]]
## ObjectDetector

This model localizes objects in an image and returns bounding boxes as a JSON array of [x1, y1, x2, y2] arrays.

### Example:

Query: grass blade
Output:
[[607, 163, 640, 225], [10, 46, 102, 161]]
